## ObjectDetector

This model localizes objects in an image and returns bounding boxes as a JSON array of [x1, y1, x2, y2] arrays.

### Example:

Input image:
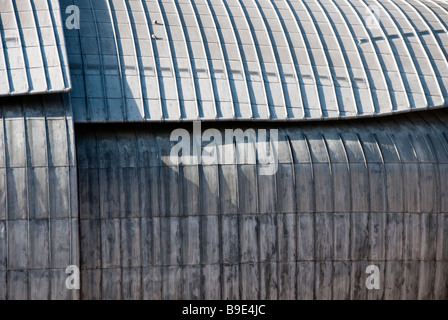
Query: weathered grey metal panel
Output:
[[76, 109, 448, 299], [0, 0, 71, 96], [0, 94, 79, 300], [64, 0, 448, 123]]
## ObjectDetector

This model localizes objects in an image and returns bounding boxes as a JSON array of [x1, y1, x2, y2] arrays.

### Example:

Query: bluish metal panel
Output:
[[0, 0, 71, 96], [59, 0, 448, 122]]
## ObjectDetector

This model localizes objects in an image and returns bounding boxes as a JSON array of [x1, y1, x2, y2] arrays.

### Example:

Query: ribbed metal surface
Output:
[[0, 94, 79, 300], [0, 0, 445, 301], [76, 110, 448, 299], [65, 0, 448, 122], [0, 0, 72, 96]]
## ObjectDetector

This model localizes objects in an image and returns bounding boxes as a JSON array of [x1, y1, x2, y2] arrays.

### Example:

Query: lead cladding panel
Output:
[[76, 109, 448, 300], [62, 0, 448, 122], [0, 0, 72, 96], [0, 94, 79, 300]]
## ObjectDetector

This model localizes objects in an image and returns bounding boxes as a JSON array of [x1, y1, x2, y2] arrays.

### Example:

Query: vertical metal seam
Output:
[[310, 0, 360, 116], [320, 132, 334, 300], [184, 0, 219, 119], [346, 0, 408, 113], [409, 0, 448, 60], [415, 111, 447, 210], [422, 133, 441, 210], [230, 137, 241, 298], [217, 162, 224, 299], [10, 0, 30, 93], [105, 0, 128, 121], [190, 1, 221, 119], [178, 162, 184, 298], [154, 0, 182, 120], [93, 127, 103, 299], [123, 0, 147, 120], [363, 0, 427, 109], [413, 0, 448, 104], [394, 0, 446, 105], [67, 0, 90, 120], [420, 0, 448, 69], [62, 94, 76, 299], [401, 120, 424, 298], [337, 131, 353, 298], [407, 134, 421, 297], [168, 0, 200, 119], [252, 0, 289, 119], [1, 104, 8, 299], [341, 0, 394, 114], [274, 130, 282, 299], [284, 0, 324, 119], [283, 132, 297, 299], [201, 0, 235, 119], [325, 0, 377, 115], [51, 0, 72, 89], [358, 128, 375, 296], [268, 0, 305, 119], [404, 118, 435, 298], [300, 0, 342, 118], [285, 131, 295, 175], [371, 133, 385, 165], [139, 0, 164, 120], [132, 128, 143, 300], [0, 20, 11, 93], [301, 132, 315, 299], [42, 95, 52, 299], [253, 137, 261, 299], [212, 0, 251, 119], [384, 125, 406, 300], [354, 132, 373, 298], [155, 132, 163, 299], [370, 129, 391, 299], [414, 116, 442, 295], [44, 0, 66, 90], [232, 0, 271, 119], [198, 163, 204, 299], [283, 0, 320, 119], [86, 0, 109, 121], [381, 0, 441, 105], [20, 98, 30, 299]]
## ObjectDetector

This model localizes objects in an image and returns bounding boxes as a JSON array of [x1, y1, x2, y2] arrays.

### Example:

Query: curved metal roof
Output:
[[75, 109, 448, 299], [0, 0, 71, 96], [65, 0, 448, 122]]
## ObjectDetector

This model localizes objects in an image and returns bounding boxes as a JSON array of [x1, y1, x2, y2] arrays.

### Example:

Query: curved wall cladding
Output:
[[0, 94, 79, 300], [76, 109, 448, 300], [64, 0, 448, 122], [0, 0, 72, 96]]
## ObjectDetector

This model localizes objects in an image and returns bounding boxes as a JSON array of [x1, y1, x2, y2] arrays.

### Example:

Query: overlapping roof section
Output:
[[65, 0, 448, 122], [0, 0, 71, 96]]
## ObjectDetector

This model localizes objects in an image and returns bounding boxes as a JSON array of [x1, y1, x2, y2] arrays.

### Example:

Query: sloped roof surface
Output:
[[0, 0, 71, 96], [68, 0, 448, 121]]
